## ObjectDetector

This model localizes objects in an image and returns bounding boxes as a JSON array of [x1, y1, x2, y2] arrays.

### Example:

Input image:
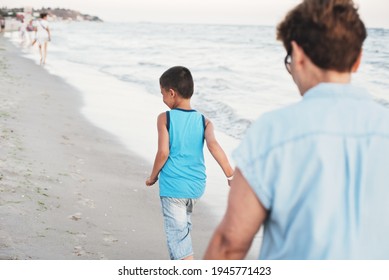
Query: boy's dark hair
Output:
[[277, 0, 366, 72], [40, 13, 48, 18], [159, 66, 194, 99]]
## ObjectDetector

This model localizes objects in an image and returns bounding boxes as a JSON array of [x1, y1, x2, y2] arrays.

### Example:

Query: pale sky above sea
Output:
[[2, 0, 389, 28]]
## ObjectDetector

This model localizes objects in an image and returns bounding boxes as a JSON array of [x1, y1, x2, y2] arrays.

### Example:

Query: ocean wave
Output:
[[193, 97, 251, 139], [138, 61, 164, 68]]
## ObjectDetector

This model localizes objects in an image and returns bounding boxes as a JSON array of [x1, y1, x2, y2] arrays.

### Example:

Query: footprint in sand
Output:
[[78, 197, 95, 209], [97, 252, 107, 260], [60, 135, 75, 146], [102, 231, 118, 244], [68, 212, 82, 221], [73, 245, 86, 257], [69, 172, 86, 182]]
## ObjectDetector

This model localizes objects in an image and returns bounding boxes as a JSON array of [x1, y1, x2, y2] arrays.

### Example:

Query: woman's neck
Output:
[[300, 68, 352, 96]]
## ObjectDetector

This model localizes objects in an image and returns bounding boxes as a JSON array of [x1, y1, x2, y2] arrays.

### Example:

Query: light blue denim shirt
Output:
[[233, 83, 389, 259]]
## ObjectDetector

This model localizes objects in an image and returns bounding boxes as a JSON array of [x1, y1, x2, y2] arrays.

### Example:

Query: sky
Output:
[[2, 0, 388, 28]]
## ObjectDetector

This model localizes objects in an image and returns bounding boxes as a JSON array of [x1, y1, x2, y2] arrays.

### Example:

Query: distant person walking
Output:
[[26, 19, 35, 44], [205, 0, 389, 260], [146, 66, 234, 260], [19, 19, 27, 46], [32, 13, 51, 65], [0, 17, 5, 33]]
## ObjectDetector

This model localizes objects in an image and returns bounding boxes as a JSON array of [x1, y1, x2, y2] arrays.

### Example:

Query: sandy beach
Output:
[[0, 35, 225, 260]]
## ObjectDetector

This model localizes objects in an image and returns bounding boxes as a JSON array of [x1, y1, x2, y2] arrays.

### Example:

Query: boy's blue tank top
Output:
[[159, 108, 206, 198]]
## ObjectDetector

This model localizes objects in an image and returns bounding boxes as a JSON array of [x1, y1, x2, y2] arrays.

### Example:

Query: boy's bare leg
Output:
[[182, 255, 194, 260]]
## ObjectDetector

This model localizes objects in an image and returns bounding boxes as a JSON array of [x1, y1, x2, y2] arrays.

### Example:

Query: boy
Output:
[[146, 66, 234, 260]]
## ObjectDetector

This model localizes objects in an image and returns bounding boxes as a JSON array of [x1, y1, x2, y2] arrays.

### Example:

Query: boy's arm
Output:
[[204, 119, 234, 183], [145, 112, 170, 186]]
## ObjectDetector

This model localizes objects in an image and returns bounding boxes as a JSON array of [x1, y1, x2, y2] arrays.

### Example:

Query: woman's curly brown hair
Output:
[[277, 0, 366, 72]]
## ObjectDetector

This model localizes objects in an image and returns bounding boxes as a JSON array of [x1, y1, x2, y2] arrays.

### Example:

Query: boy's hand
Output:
[[145, 177, 158, 186], [227, 175, 234, 187]]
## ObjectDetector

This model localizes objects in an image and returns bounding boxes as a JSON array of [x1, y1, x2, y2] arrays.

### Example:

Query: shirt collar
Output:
[[303, 83, 371, 101]]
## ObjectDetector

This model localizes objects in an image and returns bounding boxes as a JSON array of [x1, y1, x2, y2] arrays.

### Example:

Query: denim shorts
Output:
[[160, 197, 198, 260]]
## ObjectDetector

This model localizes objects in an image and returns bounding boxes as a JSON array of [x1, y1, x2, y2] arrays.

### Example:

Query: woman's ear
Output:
[[351, 50, 362, 73], [291, 41, 305, 68]]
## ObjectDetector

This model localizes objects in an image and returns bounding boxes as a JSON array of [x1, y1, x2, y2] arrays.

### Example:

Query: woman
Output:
[[32, 13, 51, 65], [205, 0, 389, 260]]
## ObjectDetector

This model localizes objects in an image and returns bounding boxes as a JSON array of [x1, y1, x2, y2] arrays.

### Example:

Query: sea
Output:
[[12, 21, 389, 139], [6, 21, 389, 256]]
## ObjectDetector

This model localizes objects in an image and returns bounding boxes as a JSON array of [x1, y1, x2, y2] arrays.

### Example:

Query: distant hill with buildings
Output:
[[44, 8, 103, 22], [0, 7, 103, 22]]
